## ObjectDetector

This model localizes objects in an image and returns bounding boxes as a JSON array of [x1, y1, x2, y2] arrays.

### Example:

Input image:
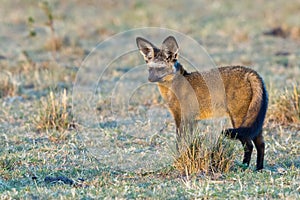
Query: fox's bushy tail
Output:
[[223, 71, 268, 140]]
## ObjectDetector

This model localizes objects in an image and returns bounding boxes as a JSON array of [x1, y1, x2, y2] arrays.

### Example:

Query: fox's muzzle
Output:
[[148, 70, 162, 82], [148, 67, 169, 82]]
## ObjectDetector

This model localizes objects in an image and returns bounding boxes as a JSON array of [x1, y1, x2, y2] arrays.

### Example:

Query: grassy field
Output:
[[0, 0, 300, 199]]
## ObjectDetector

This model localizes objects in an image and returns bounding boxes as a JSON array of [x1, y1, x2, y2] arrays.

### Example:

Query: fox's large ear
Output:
[[136, 37, 156, 62], [162, 36, 179, 60]]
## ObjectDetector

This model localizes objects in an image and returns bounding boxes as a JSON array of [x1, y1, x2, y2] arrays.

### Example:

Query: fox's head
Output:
[[136, 36, 184, 82]]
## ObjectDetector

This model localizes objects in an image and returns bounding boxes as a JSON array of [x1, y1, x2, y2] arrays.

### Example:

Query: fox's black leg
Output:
[[253, 131, 265, 170], [240, 139, 253, 167]]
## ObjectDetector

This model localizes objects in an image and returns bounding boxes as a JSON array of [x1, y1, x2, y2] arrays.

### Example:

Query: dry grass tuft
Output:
[[33, 89, 72, 132], [173, 132, 238, 175], [267, 85, 300, 125], [0, 71, 18, 98]]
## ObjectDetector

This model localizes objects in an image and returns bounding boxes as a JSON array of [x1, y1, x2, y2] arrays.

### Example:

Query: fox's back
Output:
[[169, 66, 265, 128]]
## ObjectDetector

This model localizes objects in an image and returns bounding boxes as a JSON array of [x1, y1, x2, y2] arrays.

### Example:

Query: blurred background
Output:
[[1, 0, 299, 92]]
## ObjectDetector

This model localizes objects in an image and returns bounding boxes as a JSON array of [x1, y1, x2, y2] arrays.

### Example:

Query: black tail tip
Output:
[[222, 127, 253, 140]]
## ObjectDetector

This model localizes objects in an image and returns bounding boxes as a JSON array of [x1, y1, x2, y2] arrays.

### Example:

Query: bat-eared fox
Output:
[[136, 36, 268, 170]]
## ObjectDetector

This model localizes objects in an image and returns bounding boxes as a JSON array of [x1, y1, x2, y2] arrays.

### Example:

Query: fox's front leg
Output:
[[174, 115, 195, 152], [173, 112, 183, 151]]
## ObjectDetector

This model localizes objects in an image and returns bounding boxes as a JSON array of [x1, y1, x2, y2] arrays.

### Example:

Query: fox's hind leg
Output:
[[253, 130, 265, 170], [240, 139, 253, 167]]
